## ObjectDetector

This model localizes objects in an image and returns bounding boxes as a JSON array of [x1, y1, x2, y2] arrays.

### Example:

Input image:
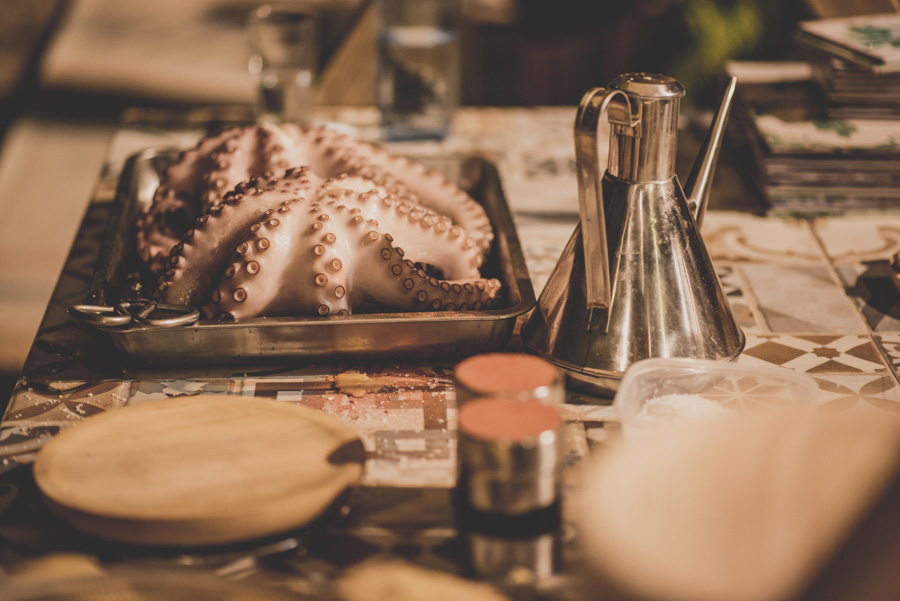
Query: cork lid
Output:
[[455, 353, 561, 396], [459, 397, 562, 442]]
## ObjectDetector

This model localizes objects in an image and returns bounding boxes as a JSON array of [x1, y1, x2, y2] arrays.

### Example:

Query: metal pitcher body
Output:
[[521, 73, 745, 397]]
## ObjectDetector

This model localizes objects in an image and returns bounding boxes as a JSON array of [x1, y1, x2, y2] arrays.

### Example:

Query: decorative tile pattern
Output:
[[812, 216, 900, 264], [718, 264, 744, 298], [513, 215, 578, 296], [740, 264, 867, 333], [798, 13, 900, 74], [739, 334, 889, 373], [875, 334, 900, 372], [242, 370, 457, 488], [0, 380, 132, 458], [3, 380, 131, 421], [387, 107, 581, 215], [810, 374, 900, 415], [702, 213, 827, 265], [560, 405, 617, 451], [754, 113, 900, 151], [129, 379, 240, 403], [696, 375, 815, 411], [718, 263, 764, 333]]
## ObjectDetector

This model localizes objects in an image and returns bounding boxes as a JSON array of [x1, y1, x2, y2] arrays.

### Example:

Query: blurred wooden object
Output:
[[796, 465, 900, 601], [804, 0, 900, 17], [314, 0, 376, 106], [576, 410, 900, 601], [0, 118, 113, 375], [0, 0, 59, 103], [34, 395, 365, 547]]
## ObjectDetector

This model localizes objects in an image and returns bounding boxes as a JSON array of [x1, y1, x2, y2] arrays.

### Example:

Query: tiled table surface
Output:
[[1, 107, 899, 592]]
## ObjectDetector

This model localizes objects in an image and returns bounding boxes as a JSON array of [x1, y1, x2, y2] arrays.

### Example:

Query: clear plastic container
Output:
[[613, 357, 819, 440]]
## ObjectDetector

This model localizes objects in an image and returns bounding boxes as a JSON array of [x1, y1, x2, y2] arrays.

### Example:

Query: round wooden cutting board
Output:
[[33, 395, 365, 547]]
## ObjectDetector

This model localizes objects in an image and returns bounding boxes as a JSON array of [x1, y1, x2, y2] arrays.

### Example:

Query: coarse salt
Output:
[[637, 393, 736, 423]]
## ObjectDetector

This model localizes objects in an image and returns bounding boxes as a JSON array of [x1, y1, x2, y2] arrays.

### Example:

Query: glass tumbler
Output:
[[376, 0, 461, 140], [248, 4, 318, 123]]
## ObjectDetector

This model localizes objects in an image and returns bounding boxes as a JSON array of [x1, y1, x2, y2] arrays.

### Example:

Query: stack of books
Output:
[[732, 13, 900, 215]]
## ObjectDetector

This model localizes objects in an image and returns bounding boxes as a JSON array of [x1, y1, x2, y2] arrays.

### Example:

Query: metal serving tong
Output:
[[69, 299, 200, 329]]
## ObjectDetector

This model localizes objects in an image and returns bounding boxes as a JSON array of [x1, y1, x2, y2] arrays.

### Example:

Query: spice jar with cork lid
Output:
[[455, 396, 564, 583], [454, 353, 565, 407]]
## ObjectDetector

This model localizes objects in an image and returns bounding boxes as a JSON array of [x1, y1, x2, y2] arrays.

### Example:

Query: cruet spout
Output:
[[683, 76, 738, 228]]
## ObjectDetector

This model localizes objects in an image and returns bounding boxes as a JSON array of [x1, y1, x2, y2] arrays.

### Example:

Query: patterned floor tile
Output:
[[558, 404, 617, 423], [718, 263, 765, 333], [367, 430, 456, 488], [740, 264, 867, 333], [739, 335, 889, 374], [560, 421, 589, 460], [835, 264, 900, 332], [701, 213, 827, 265], [718, 263, 744, 298], [811, 216, 900, 263], [0, 380, 133, 459], [2, 380, 132, 423], [242, 373, 456, 488], [514, 214, 578, 297], [809, 374, 900, 415], [875, 334, 900, 372], [558, 405, 619, 451], [129, 379, 240, 403]]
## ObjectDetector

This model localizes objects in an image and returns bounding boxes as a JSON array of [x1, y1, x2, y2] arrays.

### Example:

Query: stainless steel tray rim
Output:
[[84, 146, 535, 363]]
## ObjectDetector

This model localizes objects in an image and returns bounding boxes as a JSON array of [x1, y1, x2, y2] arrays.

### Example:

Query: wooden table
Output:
[[1, 106, 899, 598]]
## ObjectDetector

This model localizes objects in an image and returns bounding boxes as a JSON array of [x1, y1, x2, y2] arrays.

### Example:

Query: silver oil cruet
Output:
[[521, 73, 745, 397]]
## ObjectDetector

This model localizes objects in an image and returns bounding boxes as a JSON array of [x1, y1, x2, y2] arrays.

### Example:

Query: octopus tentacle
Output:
[[205, 200, 501, 320], [313, 179, 483, 279], [137, 123, 494, 272], [138, 127, 288, 271], [354, 147, 494, 255], [196, 127, 268, 211], [280, 122, 494, 254], [353, 246, 502, 312], [204, 201, 352, 320], [158, 168, 323, 307], [135, 131, 238, 271], [161, 128, 239, 205], [135, 187, 194, 270]]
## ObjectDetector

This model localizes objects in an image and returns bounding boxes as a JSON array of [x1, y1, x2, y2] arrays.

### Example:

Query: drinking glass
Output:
[[376, 0, 461, 140], [248, 4, 318, 123]]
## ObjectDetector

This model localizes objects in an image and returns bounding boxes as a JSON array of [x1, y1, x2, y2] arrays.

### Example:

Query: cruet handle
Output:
[[574, 88, 634, 319]]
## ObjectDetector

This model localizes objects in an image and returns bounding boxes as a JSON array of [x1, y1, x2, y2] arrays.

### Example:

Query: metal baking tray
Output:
[[77, 147, 535, 365]]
